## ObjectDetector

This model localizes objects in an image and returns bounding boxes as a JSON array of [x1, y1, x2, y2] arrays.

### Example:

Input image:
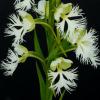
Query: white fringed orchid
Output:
[[75, 29, 100, 67], [14, 0, 35, 11], [48, 57, 78, 95], [5, 11, 35, 46], [34, 0, 49, 19], [0, 49, 19, 76], [55, 3, 87, 38], [67, 28, 100, 67], [0, 45, 29, 76]]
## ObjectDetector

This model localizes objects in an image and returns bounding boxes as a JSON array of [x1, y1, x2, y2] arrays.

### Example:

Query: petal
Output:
[[0, 49, 19, 76], [14, 0, 35, 11], [76, 29, 100, 67], [68, 5, 84, 18], [48, 68, 78, 95]]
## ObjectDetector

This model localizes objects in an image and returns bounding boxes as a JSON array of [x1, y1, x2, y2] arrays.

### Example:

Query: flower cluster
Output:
[[54, 3, 99, 67], [0, 0, 100, 99]]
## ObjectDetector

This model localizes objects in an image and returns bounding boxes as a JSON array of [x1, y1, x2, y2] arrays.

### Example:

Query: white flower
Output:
[[5, 27, 25, 46], [5, 11, 35, 46], [18, 10, 35, 31], [54, 3, 72, 22], [0, 45, 29, 76], [55, 4, 87, 38], [34, 0, 49, 19], [0, 49, 19, 76], [65, 17, 86, 37], [14, 0, 35, 11], [48, 57, 78, 95], [48, 68, 78, 95], [5, 14, 26, 46], [75, 29, 100, 67], [56, 20, 65, 38]]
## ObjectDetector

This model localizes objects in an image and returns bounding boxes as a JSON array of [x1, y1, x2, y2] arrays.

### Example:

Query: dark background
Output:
[[0, 0, 100, 100]]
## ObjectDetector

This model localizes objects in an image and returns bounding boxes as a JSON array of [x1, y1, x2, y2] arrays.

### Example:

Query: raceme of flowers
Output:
[[0, 0, 100, 99]]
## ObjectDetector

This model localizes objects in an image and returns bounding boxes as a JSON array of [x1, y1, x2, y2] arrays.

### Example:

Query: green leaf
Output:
[[47, 89, 53, 100], [47, 46, 59, 61], [35, 19, 55, 53], [45, 29, 55, 53], [36, 62, 46, 100], [34, 30, 44, 58], [49, 0, 55, 27], [61, 39, 71, 50], [61, 39, 76, 51], [34, 31, 47, 74]]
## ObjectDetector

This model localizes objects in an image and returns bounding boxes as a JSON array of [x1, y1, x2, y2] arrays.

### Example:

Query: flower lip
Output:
[[74, 29, 100, 67], [48, 67, 78, 95]]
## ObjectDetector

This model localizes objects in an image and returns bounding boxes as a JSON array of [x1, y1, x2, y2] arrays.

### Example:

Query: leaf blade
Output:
[[36, 62, 46, 100]]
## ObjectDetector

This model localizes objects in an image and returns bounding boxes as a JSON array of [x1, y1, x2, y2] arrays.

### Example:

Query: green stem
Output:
[[59, 46, 77, 55], [45, 69, 49, 100], [35, 20, 67, 56], [56, 0, 61, 6], [65, 46, 77, 53], [44, 62, 48, 100], [49, 0, 55, 27], [28, 51, 44, 63], [35, 21, 56, 39], [29, 51, 47, 76]]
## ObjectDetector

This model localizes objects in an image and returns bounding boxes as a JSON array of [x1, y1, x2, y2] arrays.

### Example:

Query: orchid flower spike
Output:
[[48, 57, 78, 95], [54, 3, 87, 38], [5, 11, 35, 46]]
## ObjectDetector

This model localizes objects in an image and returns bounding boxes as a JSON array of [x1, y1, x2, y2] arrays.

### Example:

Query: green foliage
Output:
[[36, 62, 46, 100], [34, 30, 44, 58]]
